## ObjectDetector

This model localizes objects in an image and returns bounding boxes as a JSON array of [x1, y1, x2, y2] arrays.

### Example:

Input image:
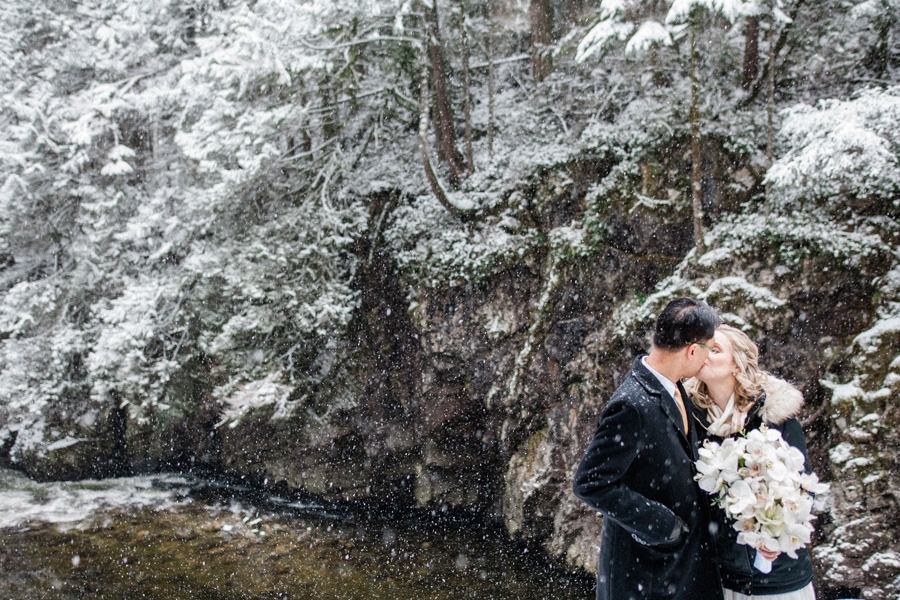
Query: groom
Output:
[[573, 297, 723, 600]]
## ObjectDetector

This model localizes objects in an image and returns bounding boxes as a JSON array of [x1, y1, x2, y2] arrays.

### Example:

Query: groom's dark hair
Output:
[[653, 297, 721, 350]]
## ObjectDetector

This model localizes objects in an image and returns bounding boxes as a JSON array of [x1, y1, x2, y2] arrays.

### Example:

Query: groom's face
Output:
[[683, 338, 715, 378]]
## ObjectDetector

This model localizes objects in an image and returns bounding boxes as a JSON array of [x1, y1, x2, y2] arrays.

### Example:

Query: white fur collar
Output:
[[760, 376, 804, 425]]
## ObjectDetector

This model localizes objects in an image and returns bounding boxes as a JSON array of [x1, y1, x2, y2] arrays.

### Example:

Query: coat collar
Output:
[[760, 376, 804, 424], [632, 357, 694, 444]]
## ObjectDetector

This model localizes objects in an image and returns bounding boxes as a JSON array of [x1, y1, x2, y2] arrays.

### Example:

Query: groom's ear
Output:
[[684, 343, 701, 361]]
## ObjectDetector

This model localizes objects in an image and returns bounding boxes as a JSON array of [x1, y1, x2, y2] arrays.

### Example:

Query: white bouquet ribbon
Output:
[[695, 425, 829, 572]]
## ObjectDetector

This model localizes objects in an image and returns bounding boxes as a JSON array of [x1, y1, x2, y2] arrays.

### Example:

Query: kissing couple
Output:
[[574, 297, 817, 600]]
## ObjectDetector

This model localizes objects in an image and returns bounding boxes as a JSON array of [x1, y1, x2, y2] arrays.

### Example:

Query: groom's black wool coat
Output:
[[573, 357, 723, 600]]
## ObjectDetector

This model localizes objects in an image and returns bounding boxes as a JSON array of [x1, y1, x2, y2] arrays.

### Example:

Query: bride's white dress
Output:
[[722, 582, 816, 600]]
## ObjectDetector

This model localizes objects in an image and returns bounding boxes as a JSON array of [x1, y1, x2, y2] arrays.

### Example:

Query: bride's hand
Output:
[[758, 547, 781, 561]]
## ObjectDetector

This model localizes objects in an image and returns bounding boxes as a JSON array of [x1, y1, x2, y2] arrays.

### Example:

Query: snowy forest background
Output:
[[1, 0, 899, 598]]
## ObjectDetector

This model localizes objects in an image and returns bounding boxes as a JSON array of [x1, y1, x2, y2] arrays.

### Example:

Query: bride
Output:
[[686, 324, 817, 600]]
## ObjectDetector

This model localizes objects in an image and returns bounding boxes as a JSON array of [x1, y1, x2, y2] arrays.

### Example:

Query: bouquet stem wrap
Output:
[[753, 550, 773, 574]]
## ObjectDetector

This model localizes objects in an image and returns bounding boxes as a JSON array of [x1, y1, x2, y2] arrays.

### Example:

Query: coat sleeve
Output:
[[573, 400, 686, 546]]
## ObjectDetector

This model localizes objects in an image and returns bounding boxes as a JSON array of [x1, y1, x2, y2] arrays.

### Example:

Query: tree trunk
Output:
[[460, 1, 474, 174], [424, 0, 465, 184], [418, 61, 473, 222], [487, 26, 495, 158], [765, 21, 775, 215], [742, 16, 759, 91], [566, 0, 582, 27], [690, 29, 705, 254], [321, 78, 339, 143], [529, 0, 553, 82], [741, 0, 806, 106]]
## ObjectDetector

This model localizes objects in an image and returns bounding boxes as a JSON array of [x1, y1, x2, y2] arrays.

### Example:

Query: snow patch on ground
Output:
[[0, 468, 189, 530]]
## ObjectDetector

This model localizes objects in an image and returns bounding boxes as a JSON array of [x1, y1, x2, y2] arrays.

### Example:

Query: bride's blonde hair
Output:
[[689, 324, 766, 413]]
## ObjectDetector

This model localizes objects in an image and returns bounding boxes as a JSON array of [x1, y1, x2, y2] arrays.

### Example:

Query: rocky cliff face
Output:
[[3, 141, 898, 599], [208, 141, 898, 599], [813, 263, 900, 600]]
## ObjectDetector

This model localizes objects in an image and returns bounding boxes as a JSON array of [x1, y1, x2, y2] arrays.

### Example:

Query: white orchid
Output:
[[695, 425, 829, 571], [783, 446, 806, 472], [765, 457, 790, 482], [697, 439, 741, 493], [798, 472, 830, 494], [724, 479, 756, 514]]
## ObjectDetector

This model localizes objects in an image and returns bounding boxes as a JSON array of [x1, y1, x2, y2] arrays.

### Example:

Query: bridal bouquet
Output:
[[695, 425, 829, 573]]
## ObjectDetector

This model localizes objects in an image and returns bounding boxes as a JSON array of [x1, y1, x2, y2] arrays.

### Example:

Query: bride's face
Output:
[[696, 330, 737, 385]]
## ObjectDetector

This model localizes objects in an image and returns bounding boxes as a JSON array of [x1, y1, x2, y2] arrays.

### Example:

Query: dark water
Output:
[[0, 470, 593, 600]]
